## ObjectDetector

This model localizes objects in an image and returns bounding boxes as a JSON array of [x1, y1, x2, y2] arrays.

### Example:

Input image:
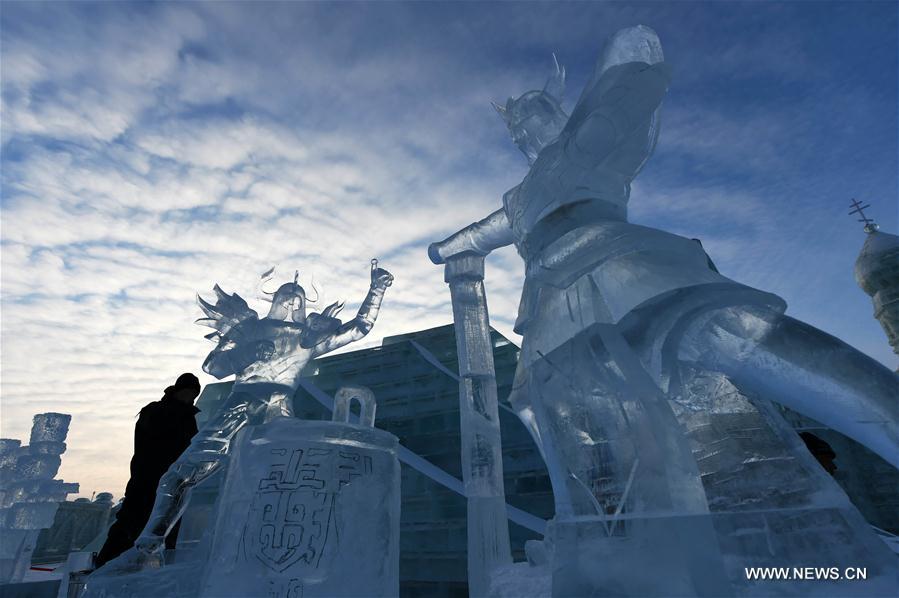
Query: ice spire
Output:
[[851, 200, 899, 366], [849, 198, 880, 233]]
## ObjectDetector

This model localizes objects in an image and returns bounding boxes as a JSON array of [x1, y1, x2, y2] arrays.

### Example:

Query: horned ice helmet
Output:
[[261, 268, 345, 325], [493, 54, 569, 165], [259, 270, 313, 323]]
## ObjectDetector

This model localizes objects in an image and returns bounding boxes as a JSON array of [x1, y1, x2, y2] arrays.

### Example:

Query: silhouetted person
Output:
[[95, 373, 201, 567]]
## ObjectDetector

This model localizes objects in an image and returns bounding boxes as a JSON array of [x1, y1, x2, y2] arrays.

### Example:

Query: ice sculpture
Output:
[[90, 264, 393, 578], [430, 25, 899, 596], [851, 199, 899, 368], [437, 256, 511, 598], [0, 413, 79, 584]]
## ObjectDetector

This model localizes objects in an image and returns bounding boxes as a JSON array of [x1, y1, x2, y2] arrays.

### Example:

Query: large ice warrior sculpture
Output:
[[430, 26, 899, 596], [94, 263, 394, 574]]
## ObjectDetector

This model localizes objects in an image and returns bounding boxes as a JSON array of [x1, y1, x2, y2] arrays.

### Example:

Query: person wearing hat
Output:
[[95, 373, 202, 567]]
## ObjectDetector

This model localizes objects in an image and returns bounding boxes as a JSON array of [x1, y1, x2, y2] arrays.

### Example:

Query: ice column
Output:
[[442, 254, 512, 598]]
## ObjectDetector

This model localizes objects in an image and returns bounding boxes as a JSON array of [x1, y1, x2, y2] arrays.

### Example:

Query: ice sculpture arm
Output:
[[311, 269, 393, 356], [428, 207, 514, 265]]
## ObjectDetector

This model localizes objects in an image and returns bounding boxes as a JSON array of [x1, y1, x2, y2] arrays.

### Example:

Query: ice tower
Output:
[[851, 200, 899, 369], [0, 413, 79, 584]]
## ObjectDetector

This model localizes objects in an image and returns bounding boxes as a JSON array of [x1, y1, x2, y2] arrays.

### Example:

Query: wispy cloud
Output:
[[2, 2, 896, 498]]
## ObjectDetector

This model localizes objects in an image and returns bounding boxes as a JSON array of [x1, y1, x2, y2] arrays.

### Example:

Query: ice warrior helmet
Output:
[[493, 54, 569, 164], [262, 270, 345, 328], [265, 271, 312, 323]]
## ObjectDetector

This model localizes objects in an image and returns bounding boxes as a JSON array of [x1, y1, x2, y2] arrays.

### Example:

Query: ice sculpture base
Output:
[[82, 555, 201, 598], [86, 416, 400, 598], [489, 562, 550, 598], [552, 508, 899, 597], [552, 515, 729, 597], [200, 416, 400, 598]]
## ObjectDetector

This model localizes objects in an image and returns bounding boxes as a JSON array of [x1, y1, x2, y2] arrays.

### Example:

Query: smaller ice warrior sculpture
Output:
[[430, 25, 898, 597], [94, 263, 393, 574], [0, 413, 79, 584]]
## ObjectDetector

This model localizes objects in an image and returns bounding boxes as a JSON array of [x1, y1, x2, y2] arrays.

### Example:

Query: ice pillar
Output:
[[443, 254, 512, 597]]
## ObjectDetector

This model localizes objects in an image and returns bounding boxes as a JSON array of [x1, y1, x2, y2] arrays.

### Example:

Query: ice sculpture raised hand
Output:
[[96, 263, 393, 572], [430, 25, 898, 596]]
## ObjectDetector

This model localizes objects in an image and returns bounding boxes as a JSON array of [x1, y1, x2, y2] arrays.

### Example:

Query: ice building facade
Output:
[[0, 413, 78, 584], [178, 324, 554, 597], [32, 494, 115, 564]]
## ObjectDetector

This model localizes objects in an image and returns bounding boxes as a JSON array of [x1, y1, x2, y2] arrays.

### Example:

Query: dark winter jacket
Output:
[[116, 391, 200, 526], [95, 389, 200, 567]]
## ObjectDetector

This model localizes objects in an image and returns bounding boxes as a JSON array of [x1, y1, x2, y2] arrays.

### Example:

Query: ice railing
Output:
[[296, 371, 547, 535]]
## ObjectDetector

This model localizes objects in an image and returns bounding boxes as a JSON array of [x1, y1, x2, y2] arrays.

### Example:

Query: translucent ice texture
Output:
[[442, 255, 512, 598], [493, 55, 568, 165], [597, 24, 664, 76], [85, 391, 401, 598], [430, 24, 899, 596], [29, 413, 71, 444], [14, 454, 62, 480], [201, 413, 400, 597], [0, 440, 22, 464], [90, 267, 393, 580], [0, 413, 77, 584]]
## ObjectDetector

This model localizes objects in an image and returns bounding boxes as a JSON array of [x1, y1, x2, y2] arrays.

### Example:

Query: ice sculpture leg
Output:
[[135, 388, 297, 553], [680, 306, 899, 470], [84, 390, 256, 572], [523, 324, 732, 596], [135, 391, 256, 553], [526, 324, 713, 516], [666, 362, 899, 596]]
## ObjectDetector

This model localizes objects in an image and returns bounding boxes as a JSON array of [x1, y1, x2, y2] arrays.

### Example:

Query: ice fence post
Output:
[[333, 386, 377, 428]]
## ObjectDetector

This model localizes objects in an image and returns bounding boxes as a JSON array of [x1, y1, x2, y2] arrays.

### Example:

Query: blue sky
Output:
[[1, 1, 896, 498]]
